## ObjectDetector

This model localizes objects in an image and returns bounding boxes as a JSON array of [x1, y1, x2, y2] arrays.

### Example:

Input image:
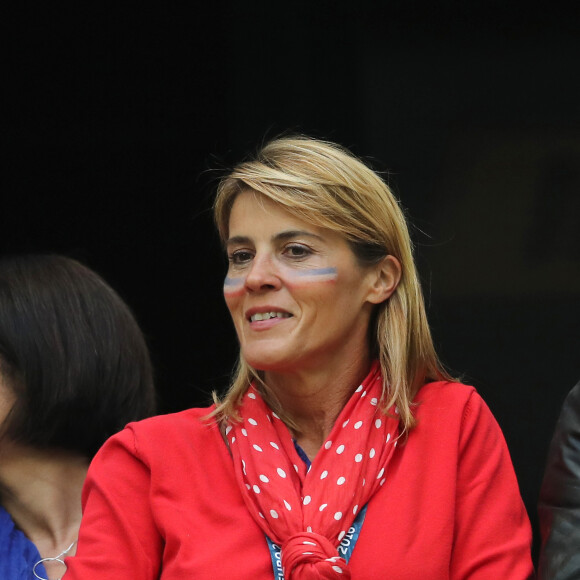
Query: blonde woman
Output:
[[66, 136, 534, 579]]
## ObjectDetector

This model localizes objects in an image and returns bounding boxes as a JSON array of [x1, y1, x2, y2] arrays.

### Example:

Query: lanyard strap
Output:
[[266, 504, 368, 579]]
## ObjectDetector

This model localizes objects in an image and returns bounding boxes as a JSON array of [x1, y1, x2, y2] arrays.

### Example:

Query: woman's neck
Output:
[[0, 441, 88, 559], [264, 356, 372, 460]]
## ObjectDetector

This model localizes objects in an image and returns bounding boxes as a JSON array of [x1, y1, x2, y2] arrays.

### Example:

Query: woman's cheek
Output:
[[223, 276, 246, 299], [281, 266, 338, 289]]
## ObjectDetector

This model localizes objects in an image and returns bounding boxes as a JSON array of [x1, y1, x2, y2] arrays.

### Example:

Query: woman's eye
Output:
[[284, 244, 311, 258], [229, 250, 253, 265]]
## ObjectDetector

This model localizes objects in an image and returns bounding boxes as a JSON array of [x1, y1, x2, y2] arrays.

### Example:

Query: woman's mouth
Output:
[[249, 311, 292, 322]]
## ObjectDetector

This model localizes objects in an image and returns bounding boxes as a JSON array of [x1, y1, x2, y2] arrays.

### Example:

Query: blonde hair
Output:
[[213, 135, 451, 433]]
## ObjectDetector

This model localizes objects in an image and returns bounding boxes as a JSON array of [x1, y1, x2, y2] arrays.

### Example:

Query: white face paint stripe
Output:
[[291, 267, 338, 282], [224, 267, 337, 291], [295, 267, 337, 276]]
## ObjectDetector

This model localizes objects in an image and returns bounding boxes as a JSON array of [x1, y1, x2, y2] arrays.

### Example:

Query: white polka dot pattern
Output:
[[227, 361, 400, 579]]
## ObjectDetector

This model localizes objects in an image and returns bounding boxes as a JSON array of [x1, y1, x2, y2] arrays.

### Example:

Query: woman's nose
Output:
[[244, 254, 281, 292]]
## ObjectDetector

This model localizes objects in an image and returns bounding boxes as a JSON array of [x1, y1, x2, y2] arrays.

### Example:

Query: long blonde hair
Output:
[[213, 136, 451, 433]]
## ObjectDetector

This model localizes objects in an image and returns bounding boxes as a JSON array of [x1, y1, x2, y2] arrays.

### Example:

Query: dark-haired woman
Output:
[[67, 137, 533, 579], [0, 254, 156, 580], [538, 379, 580, 579]]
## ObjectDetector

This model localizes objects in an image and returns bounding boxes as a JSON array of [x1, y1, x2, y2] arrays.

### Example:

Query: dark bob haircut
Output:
[[0, 254, 156, 458]]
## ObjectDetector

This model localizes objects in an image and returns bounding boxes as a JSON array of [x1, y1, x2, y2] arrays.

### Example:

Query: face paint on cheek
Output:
[[284, 266, 338, 287], [223, 275, 246, 297]]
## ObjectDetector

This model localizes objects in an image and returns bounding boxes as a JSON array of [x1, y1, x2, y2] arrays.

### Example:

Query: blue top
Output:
[[0, 505, 47, 580], [292, 439, 312, 470]]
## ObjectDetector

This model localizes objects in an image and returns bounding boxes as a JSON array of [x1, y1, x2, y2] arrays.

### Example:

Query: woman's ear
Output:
[[366, 255, 402, 305]]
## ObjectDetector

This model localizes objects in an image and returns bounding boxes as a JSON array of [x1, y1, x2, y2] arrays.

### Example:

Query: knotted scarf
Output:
[[226, 362, 400, 579]]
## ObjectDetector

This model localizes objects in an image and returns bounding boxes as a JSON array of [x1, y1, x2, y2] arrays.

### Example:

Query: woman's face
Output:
[[224, 190, 391, 374], [0, 370, 16, 437]]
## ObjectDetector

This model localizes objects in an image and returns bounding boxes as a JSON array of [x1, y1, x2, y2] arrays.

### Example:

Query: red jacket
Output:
[[65, 381, 534, 579]]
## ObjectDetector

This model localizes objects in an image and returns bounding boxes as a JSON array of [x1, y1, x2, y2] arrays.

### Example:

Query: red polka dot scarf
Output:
[[226, 362, 400, 579]]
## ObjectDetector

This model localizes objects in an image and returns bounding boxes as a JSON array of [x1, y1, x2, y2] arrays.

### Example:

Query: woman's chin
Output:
[[243, 352, 296, 374]]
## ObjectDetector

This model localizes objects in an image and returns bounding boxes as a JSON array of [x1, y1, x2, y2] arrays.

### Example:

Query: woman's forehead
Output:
[[227, 191, 350, 250]]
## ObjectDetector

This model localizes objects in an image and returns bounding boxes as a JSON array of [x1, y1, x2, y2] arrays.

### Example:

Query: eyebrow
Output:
[[226, 230, 324, 247]]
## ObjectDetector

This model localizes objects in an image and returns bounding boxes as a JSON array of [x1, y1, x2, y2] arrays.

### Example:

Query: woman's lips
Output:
[[249, 311, 292, 323]]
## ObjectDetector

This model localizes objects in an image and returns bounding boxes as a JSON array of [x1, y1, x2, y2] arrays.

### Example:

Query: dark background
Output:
[[6, 2, 580, 563]]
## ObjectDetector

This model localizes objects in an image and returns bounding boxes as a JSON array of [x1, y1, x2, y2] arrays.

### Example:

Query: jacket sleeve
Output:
[[451, 391, 535, 579], [538, 381, 580, 580], [63, 425, 162, 579]]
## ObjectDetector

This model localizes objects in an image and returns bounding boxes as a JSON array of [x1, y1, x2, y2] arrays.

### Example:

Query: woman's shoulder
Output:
[[126, 405, 216, 433], [0, 504, 14, 538], [402, 380, 511, 472], [131, 405, 219, 438], [411, 380, 495, 433], [98, 405, 221, 461], [0, 505, 43, 577], [415, 379, 477, 407]]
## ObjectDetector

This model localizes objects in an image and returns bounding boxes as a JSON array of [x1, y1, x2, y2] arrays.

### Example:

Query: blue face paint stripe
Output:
[[225, 268, 336, 287], [294, 267, 337, 277], [224, 276, 245, 287]]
